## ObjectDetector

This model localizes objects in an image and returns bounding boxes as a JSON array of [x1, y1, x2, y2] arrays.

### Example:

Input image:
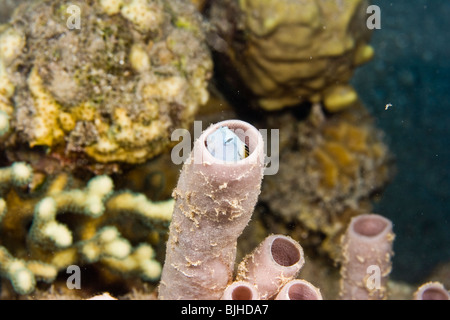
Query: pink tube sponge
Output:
[[236, 234, 305, 300], [339, 213, 394, 300], [275, 279, 323, 300], [158, 120, 265, 300]]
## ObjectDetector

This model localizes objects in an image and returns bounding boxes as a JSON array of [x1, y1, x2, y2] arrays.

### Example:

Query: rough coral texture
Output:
[[259, 102, 393, 260], [0, 162, 173, 297], [209, 0, 373, 111], [0, 0, 212, 173]]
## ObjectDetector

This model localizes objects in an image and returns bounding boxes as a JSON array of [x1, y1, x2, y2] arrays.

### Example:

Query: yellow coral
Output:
[[101, 244, 162, 280], [0, 61, 14, 99], [129, 44, 151, 73]]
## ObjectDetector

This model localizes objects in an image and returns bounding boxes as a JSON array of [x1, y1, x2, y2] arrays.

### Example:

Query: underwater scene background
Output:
[[0, 0, 448, 299]]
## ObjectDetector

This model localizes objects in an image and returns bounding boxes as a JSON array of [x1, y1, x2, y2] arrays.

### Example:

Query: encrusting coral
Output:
[[208, 0, 374, 111], [0, 0, 212, 173], [0, 161, 173, 297]]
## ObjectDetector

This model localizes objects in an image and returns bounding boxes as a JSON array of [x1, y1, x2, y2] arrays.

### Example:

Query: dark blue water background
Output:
[[352, 0, 450, 283]]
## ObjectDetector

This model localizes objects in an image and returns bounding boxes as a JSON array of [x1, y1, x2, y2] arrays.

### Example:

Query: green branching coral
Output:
[[0, 0, 212, 173], [0, 162, 174, 296]]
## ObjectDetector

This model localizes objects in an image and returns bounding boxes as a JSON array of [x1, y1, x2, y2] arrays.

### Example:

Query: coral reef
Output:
[[208, 0, 374, 111], [0, 0, 212, 173], [0, 162, 173, 297], [258, 101, 393, 260], [158, 120, 265, 299], [221, 280, 259, 300]]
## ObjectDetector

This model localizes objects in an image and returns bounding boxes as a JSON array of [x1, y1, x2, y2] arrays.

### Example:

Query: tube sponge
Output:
[[158, 120, 265, 300], [339, 213, 394, 300]]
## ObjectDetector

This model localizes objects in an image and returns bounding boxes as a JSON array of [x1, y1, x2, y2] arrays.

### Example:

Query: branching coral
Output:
[[208, 0, 373, 111], [0, 0, 212, 173], [0, 162, 173, 296]]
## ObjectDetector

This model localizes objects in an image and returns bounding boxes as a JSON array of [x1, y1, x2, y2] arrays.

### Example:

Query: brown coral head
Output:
[[350, 214, 393, 240]]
